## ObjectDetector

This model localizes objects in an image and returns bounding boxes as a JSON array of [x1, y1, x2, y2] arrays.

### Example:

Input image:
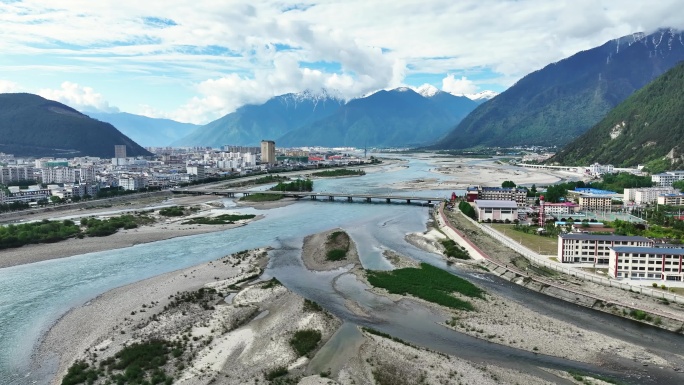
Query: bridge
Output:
[[173, 189, 445, 205]]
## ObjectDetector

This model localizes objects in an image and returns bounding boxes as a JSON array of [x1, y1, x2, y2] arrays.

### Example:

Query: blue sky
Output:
[[1, 1, 683, 124]]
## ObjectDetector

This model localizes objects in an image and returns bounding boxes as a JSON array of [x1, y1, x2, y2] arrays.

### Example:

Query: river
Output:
[[1, 155, 682, 384]]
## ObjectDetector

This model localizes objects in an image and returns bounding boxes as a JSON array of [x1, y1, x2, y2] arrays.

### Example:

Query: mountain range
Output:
[[175, 87, 479, 148], [549, 61, 684, 169], [0, 93, 151, 158], [87, 112, 200, 147], [434, 28, 684, 150]]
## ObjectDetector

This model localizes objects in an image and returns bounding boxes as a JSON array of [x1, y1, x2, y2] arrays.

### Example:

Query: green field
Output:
[[366, 263, 484, 311], [491, 224, 557, 255]]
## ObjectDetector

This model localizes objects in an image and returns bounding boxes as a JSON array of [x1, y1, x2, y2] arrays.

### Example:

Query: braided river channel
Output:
[[1, 155, 683, 384]]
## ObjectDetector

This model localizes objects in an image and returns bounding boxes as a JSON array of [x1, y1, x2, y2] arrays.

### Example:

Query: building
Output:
[[657, 193, 684, 206], [466, 186, 527, 207], [587, 163, 614, 176], [578, 195, 613, 211], [558, 233, 653, 264], [652, 170, 684, 187], [609, 246, 684, 281], [0, 166, 35, 184], [41, 167, 76, 184], [543, 202, 580, 216], [114, 145, 127, 158], [1, 186, 51, 204], [260, 140, 276, 165], [474, 200, 518, 222], [118, 176, 148, 191], [624, 187, 678, 205], [186, 164, 206, 180]]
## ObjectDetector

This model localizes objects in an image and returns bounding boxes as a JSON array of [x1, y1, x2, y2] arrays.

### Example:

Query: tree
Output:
[[50, 196, 62, 204], [501, 180, 517, 188], [673, 180, 684, 190]]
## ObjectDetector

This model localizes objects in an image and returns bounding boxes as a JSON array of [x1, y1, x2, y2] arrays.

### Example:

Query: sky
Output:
[[1, 1, 684, 125]]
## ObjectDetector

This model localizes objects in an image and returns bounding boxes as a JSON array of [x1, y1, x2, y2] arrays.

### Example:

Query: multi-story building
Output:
[[186, 165, 206, 180], [114, 145, 127, 159], [624, 187, 678, 205], [0, 166, 35, 184], [558, 233, 653, 264], [118, 176, 148, 191], [474, 200, 518, 222], [609, 246, 684, 281], [1, 186, 51, 204], [587, 163, 614, 176], [260, 140, 276, 165], [657, 193, 684, 206], [652, 170, 684, 187], [543, 202, 579, 216], [41, 167, 76, 184], [578, 195, 613, 210], [466, 186, 527, 207]]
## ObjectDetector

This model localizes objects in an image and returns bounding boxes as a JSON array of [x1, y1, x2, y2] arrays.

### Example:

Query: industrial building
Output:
[[474, 200, 518, 222], [557, 233, 653, 264]]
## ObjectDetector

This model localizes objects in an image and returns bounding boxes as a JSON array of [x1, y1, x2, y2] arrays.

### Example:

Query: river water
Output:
[[1, 155, 682, 384]]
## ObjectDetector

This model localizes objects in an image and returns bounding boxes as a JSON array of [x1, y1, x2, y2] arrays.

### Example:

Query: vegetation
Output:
[[458, 201, 476, 219], [303, 299, 323, 312], [366, 263, 484, 311], [80, 214, 154, 237], [261, 277, 281, 289], [311, 169, 366, 177], [289, 329, 322, 356], [96, 186, 161, 199], [361, 327, 416, 348], [239, 193, 284, 202], [181, 213, 256, 225], [610, 216, 684, 241], [158, 206, 185, 217], [552, 61, 684, 169], [501, 180, 516, 188], [440, 239, 470, 259], [265, 367, 289, 381], [0, 219, 81, 250], [325, 230, 350, 261], [61, 339, 181, 385], [271, 179, 313, 192]]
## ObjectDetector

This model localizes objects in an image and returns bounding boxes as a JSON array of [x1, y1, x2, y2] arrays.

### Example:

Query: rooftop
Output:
[[474, 200, 518, 208], [559, 233, 651, 242], [612, 246, 684, 256]]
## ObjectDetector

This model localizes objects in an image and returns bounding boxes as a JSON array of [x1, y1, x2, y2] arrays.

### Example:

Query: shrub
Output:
[[290, 329, 322, 356], [326, 249, 347, 261], [265, 366, 289, 380]]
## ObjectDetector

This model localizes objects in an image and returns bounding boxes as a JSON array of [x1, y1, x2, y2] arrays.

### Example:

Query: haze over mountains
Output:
[[550, 62, 684, 169], [87, 112, 200, 147], [434, 29, 684, 150], [0, 93, 151, 158], [175, 87, 479, 148]]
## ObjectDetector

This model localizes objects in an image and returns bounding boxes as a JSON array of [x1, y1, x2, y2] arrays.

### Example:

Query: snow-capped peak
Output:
[[395, 86, 412, 92], [465, 90, 498, 101], [415, 83, 440, 97]]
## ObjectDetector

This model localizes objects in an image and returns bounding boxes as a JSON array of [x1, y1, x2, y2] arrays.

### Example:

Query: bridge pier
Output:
[[347, 196, 352, 202], [366, 197, 371, 203], [386, 198, 390, 203], [406, 199, 411, 204], [328, 196, 334, 201], [311, 195, 317, 200]]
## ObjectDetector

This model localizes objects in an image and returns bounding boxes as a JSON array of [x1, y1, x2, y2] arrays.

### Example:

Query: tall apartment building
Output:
[[557, 233, 653, 264], [41, 167, 76, 184], [260, 140, 276, 165], [657, 194, 684, 206], [624, 187, 678, 205], [609, 246, 684, 281], [186, 165, 206, 180], [114, 145, 127, 158], [0, 166, 35, 184], [652, 170, 684, 187]]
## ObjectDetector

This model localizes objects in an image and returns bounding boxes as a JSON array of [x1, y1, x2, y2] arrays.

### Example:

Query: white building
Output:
[[474, 200, 518, 222], [1, 186, 51, 204], [609, 246, 684, 281], [41, 167, 76, 184], [0, 166, 35, 184], [186, 165, 206, 180], [578, 195, 613, 210], [652, 170, 684, 187], [118, 176, 148, 191], [557, 233, 653, 264], [657, 193, 684, 206], [624, 187, 678, 205], [588, 163, 614, 176], [543, 202, 579, 216]]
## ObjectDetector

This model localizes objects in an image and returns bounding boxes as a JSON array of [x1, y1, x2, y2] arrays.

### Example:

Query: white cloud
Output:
[[0, 80, 21, 93], [441, 75, 478, 95], [2, 1, 684, 122], [37, 82, 119, 113]]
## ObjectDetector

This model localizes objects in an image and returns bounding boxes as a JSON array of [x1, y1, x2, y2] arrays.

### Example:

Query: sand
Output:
[[300, 228, 361, 271]]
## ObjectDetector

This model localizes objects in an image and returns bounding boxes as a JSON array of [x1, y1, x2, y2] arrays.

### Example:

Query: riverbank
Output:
[[0, 196, 261, 269]]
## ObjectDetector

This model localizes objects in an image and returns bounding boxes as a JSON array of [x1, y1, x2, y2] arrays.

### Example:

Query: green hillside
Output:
[[0, 93, 150, 158], [550, 62, 684, 168]]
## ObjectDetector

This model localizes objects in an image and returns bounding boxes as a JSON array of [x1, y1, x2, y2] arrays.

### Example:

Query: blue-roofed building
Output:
[[573, 188, 617, 195]]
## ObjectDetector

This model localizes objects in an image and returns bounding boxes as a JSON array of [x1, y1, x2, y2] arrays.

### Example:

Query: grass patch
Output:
[[261, 277, 281, 289], [311, 169, 366, 177], [265, 366, 289, 380], [159, 206, 185, 217], [440, 239, 470, 260], [491, 224, 557, 255], [366, 263, 484, 311], [303, 299, 323, 312], [289, 329, 322, 357], [181, 213, 256, 225], [240, 193, 284, 202], [566, 370, 623, 385], [361, 327, 416, 348], [326, 248, 347, 261]]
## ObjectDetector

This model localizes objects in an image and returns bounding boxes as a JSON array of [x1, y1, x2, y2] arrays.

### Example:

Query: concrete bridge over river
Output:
[[173, 188, 445, 205]]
